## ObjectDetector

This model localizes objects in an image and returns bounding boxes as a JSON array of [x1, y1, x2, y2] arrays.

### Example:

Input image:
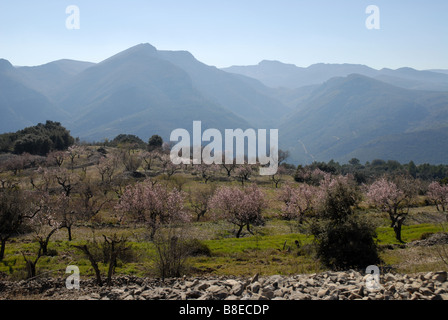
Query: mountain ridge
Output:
[[1, 43, 448, 165], [223, 60, 448, 92]]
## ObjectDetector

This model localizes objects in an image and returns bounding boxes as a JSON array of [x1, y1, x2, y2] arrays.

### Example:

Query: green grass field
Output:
[[1, 217, 447, 280]]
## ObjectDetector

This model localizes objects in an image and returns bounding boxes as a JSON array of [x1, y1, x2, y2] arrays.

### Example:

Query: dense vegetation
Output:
[[296, 159, 448, 184], [0, 121, 74, 156]]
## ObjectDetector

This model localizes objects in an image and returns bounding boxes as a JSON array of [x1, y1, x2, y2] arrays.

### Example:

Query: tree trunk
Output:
[[0, 238, 7, 261], [22, 248, 42, 279], [40, 240, 48, 256], [106, 241, 116, 286], [66, 225, 72, 242], [75, 245, 103, 286], [40, 227, 59, 256], [236, 225, 244, 238], [25, 260, 37, 279], [393, 218, 404, 243]]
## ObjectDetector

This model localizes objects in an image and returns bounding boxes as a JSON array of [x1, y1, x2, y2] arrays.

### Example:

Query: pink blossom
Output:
[[278, 183, 318, 222], [427, 181, 448, 212], [209, 184, 266, 237], [116, 179, 189, 239]]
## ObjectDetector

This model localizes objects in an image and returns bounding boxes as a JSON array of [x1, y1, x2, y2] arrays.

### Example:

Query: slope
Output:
[[0, 59, 69, 133], [51, 44, 250, 141], [279, 74, 448, 164]]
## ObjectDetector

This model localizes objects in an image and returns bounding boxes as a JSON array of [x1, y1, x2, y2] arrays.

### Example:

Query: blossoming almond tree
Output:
[[367, 177, 416, 243], [427, 181, 448, 214], [209, 184, 266, 238], [116, 180, 189, 240], [278, 183, 318, 226]]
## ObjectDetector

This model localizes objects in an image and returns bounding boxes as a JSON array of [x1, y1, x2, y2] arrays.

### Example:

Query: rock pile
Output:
[[407, 232, 448, 247], [1, 270, 448, 300]]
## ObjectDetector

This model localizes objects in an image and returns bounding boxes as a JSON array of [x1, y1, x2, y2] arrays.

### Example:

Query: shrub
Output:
[[185, 239, 212, 257], [311, 214, 380, 270], [152, 226, 193, 279], [311, 175, 380, 270]]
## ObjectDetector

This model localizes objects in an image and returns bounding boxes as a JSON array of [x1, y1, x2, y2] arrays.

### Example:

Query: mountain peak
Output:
[[121, 43, 158, 56], [100, 43, 158, 64], [258, 60, 298, 68], [0, 59, 13, 71]]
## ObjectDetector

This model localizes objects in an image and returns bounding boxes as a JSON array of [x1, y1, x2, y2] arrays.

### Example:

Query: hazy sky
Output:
[[0, 1, 447, 70]]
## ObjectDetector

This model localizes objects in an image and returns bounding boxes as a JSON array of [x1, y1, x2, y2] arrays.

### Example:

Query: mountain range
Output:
[[1, 43, 448, 165], [223, 60, 448, 92]]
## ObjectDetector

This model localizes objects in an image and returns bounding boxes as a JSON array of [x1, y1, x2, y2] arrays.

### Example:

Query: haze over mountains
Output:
[[1, 43, 448, 165], [223, 60, 448, 92]]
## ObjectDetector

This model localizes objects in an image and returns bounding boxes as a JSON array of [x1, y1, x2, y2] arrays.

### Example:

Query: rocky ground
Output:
[[1, 270, 448, 300]]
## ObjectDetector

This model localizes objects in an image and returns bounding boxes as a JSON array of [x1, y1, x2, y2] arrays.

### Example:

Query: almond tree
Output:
[[96, 154, 121, 194], [29, 167, 54, 192], [0, 188, 48, 261], [116, 180, 189, 240], [29, 192, 63, 256], [295, 167, 330, 186], [0, 189, 28, 260], [160, 154, 181, 178], [62, 181, 111, 241], [270, 166, 287, 188], [234, 164, 254, 186], [191, 163, 220, 184], [2, 154, 28, 175], [278, 183, 318, 227], [209, 184, 266, 238], [52, 167, 78, 197], [427, 181, 448, 214], [220, 155, 236, 177], [74, 234, 131, 286], [139, 150, 161, 172], [67, 145, 85, 171], [367, 177, 416, 243], [46, 150, 67, 168], [188, 185, 216, 221]]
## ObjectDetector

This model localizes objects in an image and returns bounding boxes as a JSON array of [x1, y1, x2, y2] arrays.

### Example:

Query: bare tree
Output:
[[46, 150, 67, 168], [188, 185, 216, 221], [191, 163, 220, 184], [270, 166, 287, 188], [67, 145, 85, 171], [221, 156, 236, 177], [139, 150, 161, 172], [52, 167, 78, 197], [28, 192, 63, 256], [74, 234, 131, 286], [0, 189, 43, 261], [234, 164, 254, 186]]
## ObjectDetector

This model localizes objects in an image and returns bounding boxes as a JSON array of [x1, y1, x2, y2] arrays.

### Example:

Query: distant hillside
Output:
[[49, 44, 254, 141], [344, 126, 448, 165], [223, 60, 448, 92], [17, 59, 95, 96], [279, 74, 448, 164], [0, 59, 69, 133]]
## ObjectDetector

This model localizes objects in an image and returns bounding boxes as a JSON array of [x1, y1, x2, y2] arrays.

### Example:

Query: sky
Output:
[[0, 0, 447, 70]]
